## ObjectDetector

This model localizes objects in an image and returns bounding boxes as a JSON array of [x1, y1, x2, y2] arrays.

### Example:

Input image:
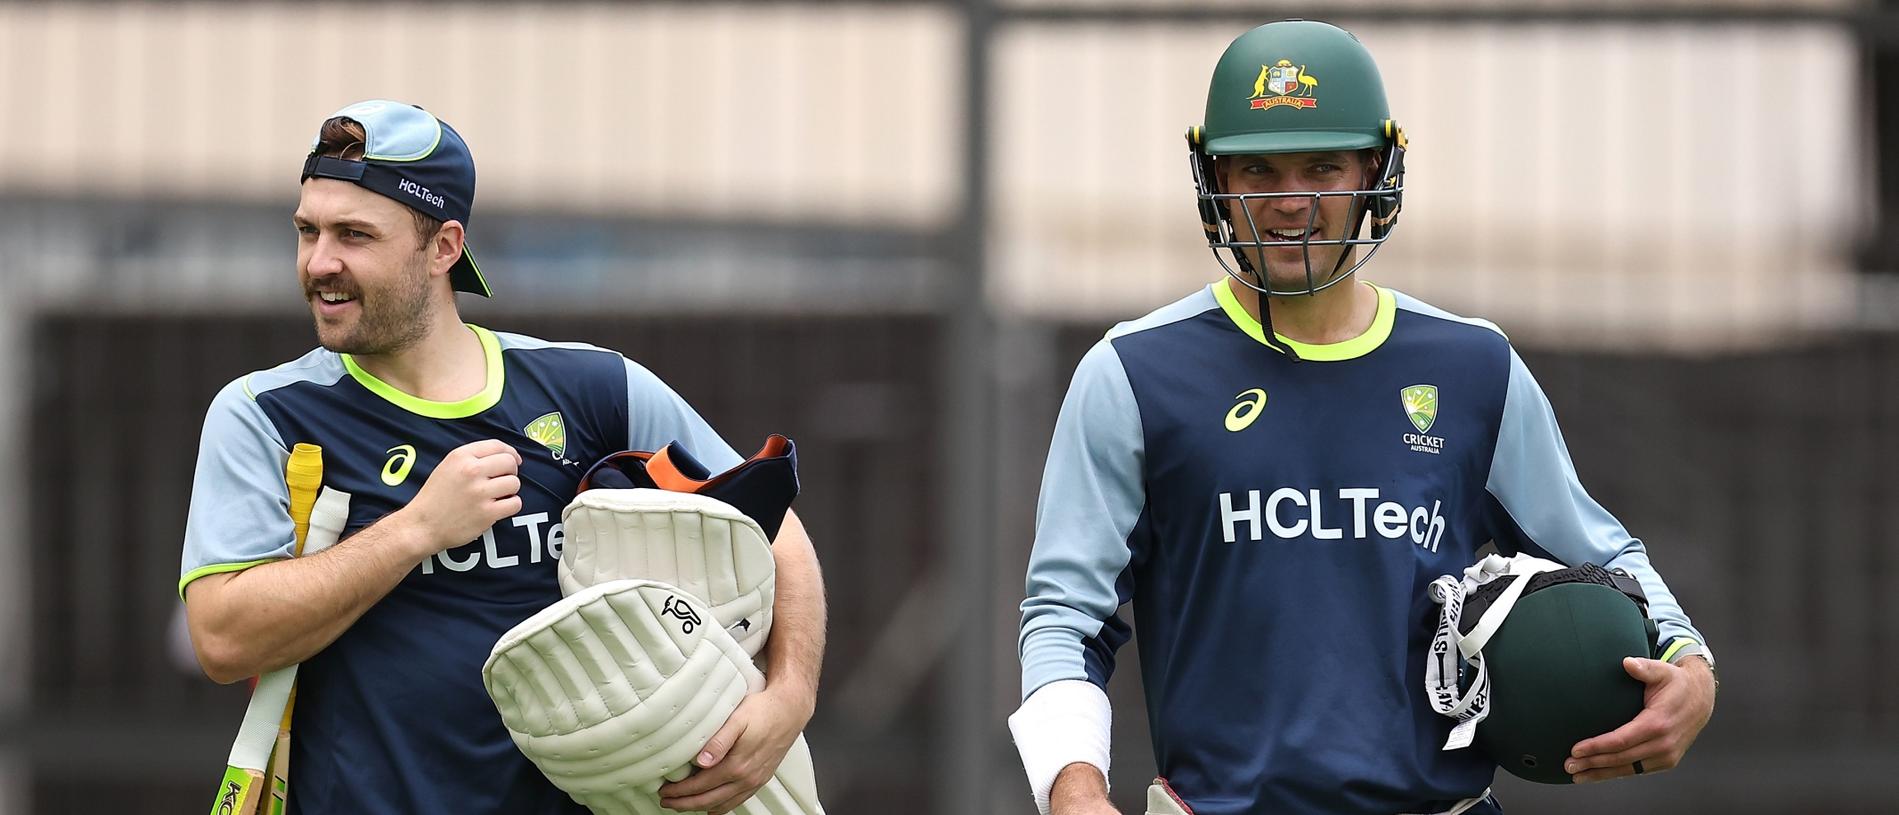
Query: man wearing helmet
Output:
[[1009, 20, 1715, 815]]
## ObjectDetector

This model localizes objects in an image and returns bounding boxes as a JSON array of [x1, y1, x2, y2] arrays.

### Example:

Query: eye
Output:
[[345, 229, 371, 240], [1311, 163, 1342, 175], [296, 224, 317, 236]]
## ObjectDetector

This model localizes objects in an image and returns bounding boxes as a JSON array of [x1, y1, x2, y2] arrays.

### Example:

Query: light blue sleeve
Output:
[[178, 377, 295, 598], [1019, 339, 1146, 700], [1487, 348, 1711, 659], [623, 357, 743, 473]]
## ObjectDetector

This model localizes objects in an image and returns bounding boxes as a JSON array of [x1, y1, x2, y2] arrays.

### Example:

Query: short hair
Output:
[[311, 116, 444, 248]]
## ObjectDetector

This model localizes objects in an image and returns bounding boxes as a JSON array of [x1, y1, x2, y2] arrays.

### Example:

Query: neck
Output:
[[348, 306, 487, 402], [1228, 273, 1377, 345]]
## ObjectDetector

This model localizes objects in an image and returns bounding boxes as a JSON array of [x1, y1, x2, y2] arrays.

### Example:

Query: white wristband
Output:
[[1009, 679, 1113, 815]]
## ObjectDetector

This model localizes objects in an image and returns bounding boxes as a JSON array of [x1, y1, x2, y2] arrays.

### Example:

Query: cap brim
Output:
[[450, 245, 493, 298], [1204, 131, 1384, 156]]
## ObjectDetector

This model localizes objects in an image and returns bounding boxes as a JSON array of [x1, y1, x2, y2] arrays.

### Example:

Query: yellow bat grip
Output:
[[285, 443, 323, 556]]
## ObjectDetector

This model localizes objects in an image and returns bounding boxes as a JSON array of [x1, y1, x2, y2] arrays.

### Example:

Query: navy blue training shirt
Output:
[[1018, 282, 1708, 814], [180, 324, 741, 815]]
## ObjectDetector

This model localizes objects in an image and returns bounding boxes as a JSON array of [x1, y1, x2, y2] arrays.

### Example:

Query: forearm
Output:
[[185, 512, 430, 682], [1051, 763, 1112, 812], [762, 510, 826, 714]]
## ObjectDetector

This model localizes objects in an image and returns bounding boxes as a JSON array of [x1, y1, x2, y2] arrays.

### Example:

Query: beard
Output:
[[310, 250, 435, 356]]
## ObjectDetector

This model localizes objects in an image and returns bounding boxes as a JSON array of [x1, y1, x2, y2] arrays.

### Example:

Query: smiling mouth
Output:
[[1260, 227, 1320, 243]]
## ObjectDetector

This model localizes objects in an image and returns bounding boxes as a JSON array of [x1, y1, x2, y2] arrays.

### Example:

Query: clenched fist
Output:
[[395, 439, 522, 557]]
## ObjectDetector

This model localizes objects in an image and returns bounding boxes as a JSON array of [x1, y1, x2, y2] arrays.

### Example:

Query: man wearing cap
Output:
[[178, 100, 827, 815]]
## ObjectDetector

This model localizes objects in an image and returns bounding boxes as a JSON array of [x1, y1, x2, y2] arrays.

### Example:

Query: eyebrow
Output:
[[291, 214, 383, 232]]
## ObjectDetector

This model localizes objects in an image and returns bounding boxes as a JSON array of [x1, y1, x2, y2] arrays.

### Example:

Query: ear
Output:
[[429, 221, 466, 279], [1360, 148, 1383, 186]]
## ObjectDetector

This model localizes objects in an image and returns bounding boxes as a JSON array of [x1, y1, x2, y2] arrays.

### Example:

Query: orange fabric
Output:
[[645, 447, 708, 493]]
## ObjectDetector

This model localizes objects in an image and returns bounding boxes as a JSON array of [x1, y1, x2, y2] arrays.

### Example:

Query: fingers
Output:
[[699, 714, 746, 768], [660, 718, 750, 798], [659, 778, 750, 814], [1623, 656, 1674, 684], [455, 438, 523, 464], [1566, 733, 1673, 776], [1569, 706, 1668, 759], [1570, 752, 1676, 784]]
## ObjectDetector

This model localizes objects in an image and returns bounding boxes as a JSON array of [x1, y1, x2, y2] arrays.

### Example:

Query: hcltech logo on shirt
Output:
[[1217, 487, 1448, 552]]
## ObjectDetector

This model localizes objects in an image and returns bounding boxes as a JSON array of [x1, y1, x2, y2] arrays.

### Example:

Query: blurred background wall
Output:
[[0, 1, 1894, 813]]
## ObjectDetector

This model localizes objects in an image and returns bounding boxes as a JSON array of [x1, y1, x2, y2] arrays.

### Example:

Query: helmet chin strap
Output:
[[1238, 201, 1369, 365], [1230, 251, 1301, 362]]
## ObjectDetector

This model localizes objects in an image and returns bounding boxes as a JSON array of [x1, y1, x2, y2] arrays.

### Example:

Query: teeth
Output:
[[1269, 229, 1308, 239], [319, 292, 353, 303]]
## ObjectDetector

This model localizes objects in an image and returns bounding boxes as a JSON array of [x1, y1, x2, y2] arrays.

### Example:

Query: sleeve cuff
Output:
[[1009, 679, 1113, 815], [1659, 637, 1715, 671]]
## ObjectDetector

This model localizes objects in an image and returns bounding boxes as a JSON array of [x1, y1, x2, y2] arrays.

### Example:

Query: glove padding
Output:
[[483, 579, 823, 815], [560, 489, 776, 657]]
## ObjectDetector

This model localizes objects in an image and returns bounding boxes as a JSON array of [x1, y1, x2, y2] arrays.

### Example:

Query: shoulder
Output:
[[236, 347, 348, 403], [1386, 287, 1511, 345], [1104, 286, 1220, 344], [489, 328, 634, 379], [486, 326, 619, 359]]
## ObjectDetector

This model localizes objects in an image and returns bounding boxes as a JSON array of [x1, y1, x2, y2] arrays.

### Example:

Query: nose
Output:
[[1266, 188, 1315, 217], [302, 233, 345, 279]]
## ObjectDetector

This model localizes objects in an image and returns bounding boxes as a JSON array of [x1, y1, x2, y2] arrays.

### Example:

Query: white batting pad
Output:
[[484, 579, 824, 815], [1146, 780, 1193, 815], [559, 488, 776, 657]]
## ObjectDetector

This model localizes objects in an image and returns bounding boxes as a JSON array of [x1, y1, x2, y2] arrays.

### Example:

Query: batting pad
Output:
[[484, 579, 823, 815], [1145, 780, 1192, 815], [560, 488, 776, 658]]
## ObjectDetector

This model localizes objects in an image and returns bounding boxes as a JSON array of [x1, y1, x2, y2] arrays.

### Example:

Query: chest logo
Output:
[[1402, 384, 1446, 455], [382, 444, 418, 487], [1402, 385, 1439, 433], [524, 412, 568, 459], [1226, 388, 1269, 432]]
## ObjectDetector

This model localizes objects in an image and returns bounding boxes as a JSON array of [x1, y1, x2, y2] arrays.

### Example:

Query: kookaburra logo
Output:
[[662, 596, 702, 633], [1218, 487, 1447, 552]]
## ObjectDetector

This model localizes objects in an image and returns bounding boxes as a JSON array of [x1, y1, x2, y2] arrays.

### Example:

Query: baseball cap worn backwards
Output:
[[300, 100, 493, 297]]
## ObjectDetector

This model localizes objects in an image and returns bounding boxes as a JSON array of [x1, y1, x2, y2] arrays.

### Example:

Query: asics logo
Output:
[[382, 444, 417, 487], [1225, 388, 1268, 432]]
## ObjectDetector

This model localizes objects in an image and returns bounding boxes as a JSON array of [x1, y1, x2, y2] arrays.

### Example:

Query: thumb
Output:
[[697, 716, 747, 768], [1624, 656, 1671, 683]]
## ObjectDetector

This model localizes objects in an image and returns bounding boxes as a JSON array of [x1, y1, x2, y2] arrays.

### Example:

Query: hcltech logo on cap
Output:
[[1249, 60, 1319, 110]]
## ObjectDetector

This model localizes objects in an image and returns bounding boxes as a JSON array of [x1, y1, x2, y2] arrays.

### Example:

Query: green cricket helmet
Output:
[[1187, 19, 1407, 297], [1427, 556, 1659, 784]]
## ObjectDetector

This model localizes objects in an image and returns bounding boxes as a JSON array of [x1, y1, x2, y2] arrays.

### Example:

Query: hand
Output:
[[658, 682, 815, 814], [1050, 763, 1121, 815], [396, 439, 522, 556], [1565, 656, 1716, 783]]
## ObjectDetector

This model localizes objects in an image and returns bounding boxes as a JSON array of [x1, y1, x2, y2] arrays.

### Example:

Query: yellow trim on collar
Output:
[[341, 324, 504, 418], [1213, 280, 1395, 361]]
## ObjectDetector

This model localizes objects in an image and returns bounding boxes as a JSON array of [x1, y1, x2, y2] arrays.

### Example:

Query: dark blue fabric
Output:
[[1106, 305, 1513, 814], [254, 344, 630, 815]]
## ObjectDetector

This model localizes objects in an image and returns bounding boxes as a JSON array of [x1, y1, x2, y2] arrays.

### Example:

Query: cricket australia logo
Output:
[[524, 411, 581, 466], [1250, 60, 1319, 110], [1401, 384, 1446, 454]]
